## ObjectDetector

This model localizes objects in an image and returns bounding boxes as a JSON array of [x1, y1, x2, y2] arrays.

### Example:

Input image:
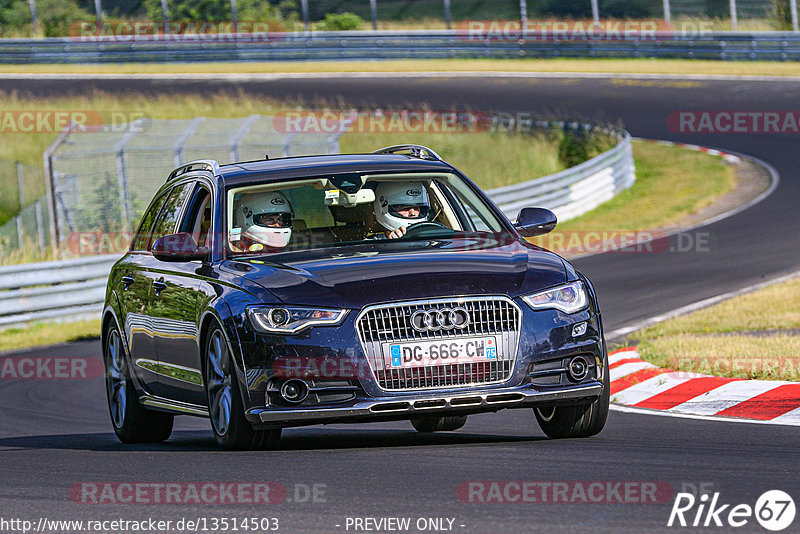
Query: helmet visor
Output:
[[253, 212, 292, 228], [388, 204, 429, 220]]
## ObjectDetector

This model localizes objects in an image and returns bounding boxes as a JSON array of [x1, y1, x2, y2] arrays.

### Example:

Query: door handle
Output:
[[121, 275, 135, 287], [152, 280, 168, 293]]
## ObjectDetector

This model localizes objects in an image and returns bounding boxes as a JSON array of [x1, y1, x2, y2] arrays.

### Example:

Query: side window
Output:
[[131, 190, 169, 251], [179, 185, 212, 248], [148, 182, 194, 251]]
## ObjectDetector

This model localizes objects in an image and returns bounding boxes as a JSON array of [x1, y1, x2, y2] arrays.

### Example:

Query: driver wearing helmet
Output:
[[231, 190, 293, 252], [373, 181, 430, 239]]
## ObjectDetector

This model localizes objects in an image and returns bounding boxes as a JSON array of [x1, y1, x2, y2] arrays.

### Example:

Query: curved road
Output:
[[1, 74, 798, 533]]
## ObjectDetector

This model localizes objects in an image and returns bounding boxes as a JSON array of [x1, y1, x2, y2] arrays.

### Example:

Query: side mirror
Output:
[[514, 207, 557, 237], [152, 233, 209, 262]]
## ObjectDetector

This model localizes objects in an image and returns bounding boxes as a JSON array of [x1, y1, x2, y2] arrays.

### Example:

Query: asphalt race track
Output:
[[1, 74, 799, 533]]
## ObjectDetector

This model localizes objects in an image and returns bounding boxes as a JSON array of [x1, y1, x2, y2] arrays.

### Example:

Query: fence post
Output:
[[160, 0, 169, 26], [370, 0, 378, 31], [35, 200, 45, 251], [173, 117, 206, 167], [301, 0, 309, 32], [114, 123, 141, 230], [791, 0, 799, 31], [443, 0, 451, 30], [590, 0, 600, 29], [94, 0, 102, 29], [729, 0, 737, 30], [519, 0, 528, 31], [43, 127, 72, 255], [16, 162, 24, 249], [27, 0, 37, 36], [662, 0, 671, 27], [230, 115, 260, 163]]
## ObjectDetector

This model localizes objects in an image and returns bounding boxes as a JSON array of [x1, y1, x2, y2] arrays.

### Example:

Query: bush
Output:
[[555, 125, 617, 168], [774, 0, 794, 30], [321, 11, 362, 30], [143, 0, 290, 22], [1, 0, 92, 37]]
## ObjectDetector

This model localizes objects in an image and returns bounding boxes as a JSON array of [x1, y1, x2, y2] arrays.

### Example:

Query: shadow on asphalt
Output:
[[0, 429, 545, 452]]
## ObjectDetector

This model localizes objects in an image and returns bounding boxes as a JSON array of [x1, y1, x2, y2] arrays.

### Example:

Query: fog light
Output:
[[280, 379, 309, 404], [572, 321, 588, 337], [269, 308, 290, 326], [568, 356, 589, 381]]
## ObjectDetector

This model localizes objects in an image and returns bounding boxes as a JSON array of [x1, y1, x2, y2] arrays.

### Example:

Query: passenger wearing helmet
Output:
[[373, 181, 430, 239], [231, 190, 293, 252]]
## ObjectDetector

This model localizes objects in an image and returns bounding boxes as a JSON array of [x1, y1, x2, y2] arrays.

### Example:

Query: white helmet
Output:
[[374, 181, 430, 231], [235, 190, 293, 248]]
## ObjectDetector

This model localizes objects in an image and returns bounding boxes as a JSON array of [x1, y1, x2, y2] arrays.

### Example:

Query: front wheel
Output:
[[411, 415, 468, 432], [534, 358, 609, 439], [205, 326, 281, 450], [104, 323, 173, 443]]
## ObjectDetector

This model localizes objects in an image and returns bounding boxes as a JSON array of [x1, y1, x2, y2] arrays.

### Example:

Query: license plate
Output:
[[383, 337, 498, 368]]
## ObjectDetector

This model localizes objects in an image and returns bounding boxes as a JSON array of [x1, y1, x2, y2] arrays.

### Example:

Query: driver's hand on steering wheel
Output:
[[385, 226, 407, 239]]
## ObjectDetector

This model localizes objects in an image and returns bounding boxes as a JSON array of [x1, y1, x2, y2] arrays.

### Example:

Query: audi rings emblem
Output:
[[410, 307, 470, 332]]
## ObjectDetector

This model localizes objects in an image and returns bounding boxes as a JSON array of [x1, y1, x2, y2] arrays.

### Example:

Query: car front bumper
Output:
[[245, 380, 603, 427]]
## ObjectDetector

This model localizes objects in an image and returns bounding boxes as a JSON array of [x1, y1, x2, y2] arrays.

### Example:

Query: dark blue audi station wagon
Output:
[[102, 145, 609, 450]]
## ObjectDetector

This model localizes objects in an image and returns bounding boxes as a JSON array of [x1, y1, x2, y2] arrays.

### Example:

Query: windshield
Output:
[[225, 172, 507, 256]]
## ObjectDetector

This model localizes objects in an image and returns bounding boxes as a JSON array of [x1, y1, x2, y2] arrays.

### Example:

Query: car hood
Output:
[[222, 234, 567, 309]]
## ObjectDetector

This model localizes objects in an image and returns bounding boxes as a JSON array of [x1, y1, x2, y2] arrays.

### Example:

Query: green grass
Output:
[[563, 141, 736, 231], [528, 140, 737, 255], [341, 130, 566, 190], [0, 91, 570, 231], [630, 277, 800, 381], [0, 319, 100, 353], [2, 58, 800, 77]]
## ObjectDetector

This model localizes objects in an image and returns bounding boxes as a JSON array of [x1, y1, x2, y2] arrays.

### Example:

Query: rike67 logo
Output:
[[668, 490, 795, 531]]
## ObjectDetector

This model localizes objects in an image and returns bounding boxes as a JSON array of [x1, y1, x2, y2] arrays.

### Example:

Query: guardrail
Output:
[[3, 31, 800, 62], [0, 125, 635, 330], [489, 126, 634, 222], [0, 254, 117, 328]]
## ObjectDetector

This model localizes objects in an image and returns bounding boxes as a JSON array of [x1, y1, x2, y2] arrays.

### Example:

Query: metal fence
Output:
[[0, 123, 635, 329], [0, 162, 51, 257], [45, 115, 345, 248], [5, 30, 800, 62]]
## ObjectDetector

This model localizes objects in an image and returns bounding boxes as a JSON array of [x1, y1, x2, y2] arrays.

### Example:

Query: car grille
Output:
[[356, 297, 521, 391]]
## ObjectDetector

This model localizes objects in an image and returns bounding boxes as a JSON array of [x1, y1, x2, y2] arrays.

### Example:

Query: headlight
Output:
[[522, 281, 588, 314], [247, 306, 348, 334]]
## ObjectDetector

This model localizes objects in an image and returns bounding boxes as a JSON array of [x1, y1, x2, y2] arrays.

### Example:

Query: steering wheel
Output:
[[402, 221, 450, 237]]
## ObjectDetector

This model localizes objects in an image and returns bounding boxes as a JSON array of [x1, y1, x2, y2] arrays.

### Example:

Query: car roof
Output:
[[218, 153, 455, 186]]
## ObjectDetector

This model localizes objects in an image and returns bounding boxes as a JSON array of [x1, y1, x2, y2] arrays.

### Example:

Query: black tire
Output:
[[534, 357, 609, 439], [104, 323, 174, 443], [411, 415, 468, 432], [204, 326, 282, 450]]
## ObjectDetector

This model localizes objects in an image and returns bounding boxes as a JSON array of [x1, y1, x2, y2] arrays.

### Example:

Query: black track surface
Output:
[[1, 74, 798, 533]]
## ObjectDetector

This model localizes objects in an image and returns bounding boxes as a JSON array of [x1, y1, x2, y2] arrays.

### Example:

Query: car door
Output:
[[147, 180, 210, 405], [115, 189, 170, 393]]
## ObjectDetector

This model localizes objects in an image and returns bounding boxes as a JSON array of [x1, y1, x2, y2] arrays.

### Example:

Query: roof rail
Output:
[[167, 159, 221, 181], [372, 145, 442, 161]]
